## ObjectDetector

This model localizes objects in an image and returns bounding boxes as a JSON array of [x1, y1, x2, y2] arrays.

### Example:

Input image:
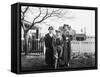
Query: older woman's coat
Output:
[[62, 30, 72, 65]]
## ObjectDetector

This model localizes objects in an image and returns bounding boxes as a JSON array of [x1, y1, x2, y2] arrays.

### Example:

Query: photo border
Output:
[[15, 2, 98, 74]]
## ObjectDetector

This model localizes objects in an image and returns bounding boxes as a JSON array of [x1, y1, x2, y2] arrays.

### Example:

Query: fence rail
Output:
[[31, 39, 44, 53]]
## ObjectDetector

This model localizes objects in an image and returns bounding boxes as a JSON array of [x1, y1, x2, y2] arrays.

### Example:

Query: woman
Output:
[[62, 24, 73, 67]]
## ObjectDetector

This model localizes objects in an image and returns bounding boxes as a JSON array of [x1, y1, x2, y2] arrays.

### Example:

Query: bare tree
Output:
[[21, 6, 66, 55], [21, 6, 29, 55]]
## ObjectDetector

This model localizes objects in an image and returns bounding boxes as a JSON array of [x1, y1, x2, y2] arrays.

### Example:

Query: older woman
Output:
[[62, 24, 73, 67]]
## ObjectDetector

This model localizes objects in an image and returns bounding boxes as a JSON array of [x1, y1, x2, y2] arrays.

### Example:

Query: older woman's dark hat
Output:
[[48, 26, 54, 30]]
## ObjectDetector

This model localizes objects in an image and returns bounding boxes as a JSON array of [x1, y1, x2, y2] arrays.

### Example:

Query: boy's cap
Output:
[[55, 30, 61, 33], [63, 24, 70, 29], [48, 26, 54, 30]]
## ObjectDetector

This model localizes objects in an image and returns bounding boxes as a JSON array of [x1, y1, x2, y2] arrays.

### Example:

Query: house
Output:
[[73, 34, 86, 41]]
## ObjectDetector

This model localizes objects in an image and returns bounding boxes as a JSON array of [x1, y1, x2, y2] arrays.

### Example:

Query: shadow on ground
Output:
[[21, 54, 95, 71]]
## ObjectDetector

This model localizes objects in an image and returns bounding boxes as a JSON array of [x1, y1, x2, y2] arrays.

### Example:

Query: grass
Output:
[[21, 52, 95, 71]]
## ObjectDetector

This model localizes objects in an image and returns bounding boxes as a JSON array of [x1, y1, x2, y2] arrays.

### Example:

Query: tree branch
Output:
[[21, 6, 29, 20], [24, 8, 64, 32], [32, 8, 42, 23], [23, 6, 29, 15], [40, 22, 51, 26], [44, 9, 63, 20], [34, 8, 49, 24]]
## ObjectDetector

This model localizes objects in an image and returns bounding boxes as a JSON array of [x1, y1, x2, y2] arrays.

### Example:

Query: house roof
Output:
[[74, 34, 86, 37]]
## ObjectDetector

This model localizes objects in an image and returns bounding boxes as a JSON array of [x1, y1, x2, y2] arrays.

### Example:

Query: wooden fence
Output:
[[21, 39, 95, 55]]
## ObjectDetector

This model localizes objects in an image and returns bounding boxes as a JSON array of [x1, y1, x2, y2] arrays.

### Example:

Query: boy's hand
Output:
[[66, 37, 69, 40], [54, 54, 58, 59]]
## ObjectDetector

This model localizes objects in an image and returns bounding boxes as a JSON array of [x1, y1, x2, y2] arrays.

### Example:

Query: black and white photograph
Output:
[[0, 0, 100, 76], [20, 4, 97, 72]]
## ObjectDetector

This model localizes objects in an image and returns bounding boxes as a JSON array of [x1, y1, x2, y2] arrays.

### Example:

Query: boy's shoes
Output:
[[64, 63, 69, 68]]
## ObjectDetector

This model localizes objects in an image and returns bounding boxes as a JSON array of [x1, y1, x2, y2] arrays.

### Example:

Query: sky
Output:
[[22, 6, 95, 36]]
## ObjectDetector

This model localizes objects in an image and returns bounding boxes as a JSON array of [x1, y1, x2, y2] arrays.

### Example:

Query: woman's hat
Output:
[[48, 26, 54, 30]]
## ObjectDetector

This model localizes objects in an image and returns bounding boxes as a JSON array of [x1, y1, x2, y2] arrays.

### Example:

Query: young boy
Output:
[[52, 30, 64, 69]]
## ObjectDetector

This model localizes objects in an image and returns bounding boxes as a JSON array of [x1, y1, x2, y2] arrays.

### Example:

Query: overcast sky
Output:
[[22, 6, 95, 36]]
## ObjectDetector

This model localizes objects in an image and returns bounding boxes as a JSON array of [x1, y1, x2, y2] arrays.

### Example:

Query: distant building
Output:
[[73, 34, 86, 41]]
